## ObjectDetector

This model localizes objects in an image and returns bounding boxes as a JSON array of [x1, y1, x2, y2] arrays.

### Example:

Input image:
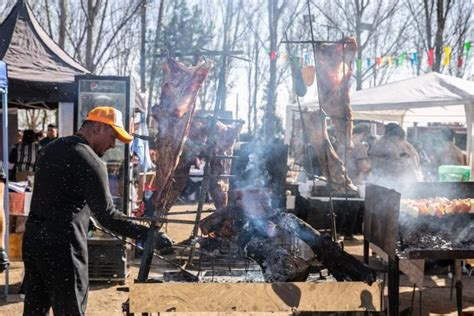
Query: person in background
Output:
[[368, 123, 422, 191], [39, 123, 58, 148], [432, 128, 466, 167], [22, 107, 172, 316], [16, 130, 23, 144], [8, 129, 39, 181], [347, 125, 371, 186], [35, 131, 47, 142], [0, 160, 10, 271]]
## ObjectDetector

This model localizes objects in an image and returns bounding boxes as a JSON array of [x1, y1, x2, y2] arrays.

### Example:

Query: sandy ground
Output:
[[0, 203, 473, 315]]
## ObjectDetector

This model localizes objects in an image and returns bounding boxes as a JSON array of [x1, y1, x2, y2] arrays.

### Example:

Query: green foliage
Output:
[[155, 0, 214, 64]]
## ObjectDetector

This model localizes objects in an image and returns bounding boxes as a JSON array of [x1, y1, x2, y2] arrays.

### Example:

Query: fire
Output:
[[332, 63, 351, 85]]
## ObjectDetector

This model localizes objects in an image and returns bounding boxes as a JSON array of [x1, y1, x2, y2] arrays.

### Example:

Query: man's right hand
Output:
[[155, 231, 174, 255], [0, 249, 9, 272]]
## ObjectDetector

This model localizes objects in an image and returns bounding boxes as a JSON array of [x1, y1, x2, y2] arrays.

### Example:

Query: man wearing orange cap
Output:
[[22, 107, 172, 316]]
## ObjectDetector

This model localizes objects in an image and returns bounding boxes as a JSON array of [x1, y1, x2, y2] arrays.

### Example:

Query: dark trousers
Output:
[[22, 224, 88, 316]]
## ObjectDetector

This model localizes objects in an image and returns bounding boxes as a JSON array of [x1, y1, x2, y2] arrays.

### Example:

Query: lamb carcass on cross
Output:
[[162, 116, 242, 211], [315, 36, 357, 153], [151, 59, 212, 215]]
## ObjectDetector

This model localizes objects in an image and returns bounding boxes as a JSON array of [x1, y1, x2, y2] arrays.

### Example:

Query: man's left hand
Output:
[[0, 249, 9, 272]]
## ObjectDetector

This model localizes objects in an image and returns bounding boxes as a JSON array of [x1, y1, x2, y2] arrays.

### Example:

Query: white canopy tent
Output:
[[285, 73, 474, 175]]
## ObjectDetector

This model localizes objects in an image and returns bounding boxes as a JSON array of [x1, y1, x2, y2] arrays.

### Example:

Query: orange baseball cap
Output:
[[86, 106, 133, 144]]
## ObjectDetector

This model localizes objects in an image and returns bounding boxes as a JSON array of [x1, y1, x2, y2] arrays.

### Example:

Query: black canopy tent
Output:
[[0, 0, 90, 157], [0, 0, 90, 104]]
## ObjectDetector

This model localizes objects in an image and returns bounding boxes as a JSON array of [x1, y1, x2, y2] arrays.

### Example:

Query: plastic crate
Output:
[[9, 192, 25, 215], [438, 165, 471, 182], [88, 238, 127, 284]]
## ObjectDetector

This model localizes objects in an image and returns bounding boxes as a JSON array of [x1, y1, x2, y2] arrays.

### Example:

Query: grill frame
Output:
[[364, 182, 474, 260]]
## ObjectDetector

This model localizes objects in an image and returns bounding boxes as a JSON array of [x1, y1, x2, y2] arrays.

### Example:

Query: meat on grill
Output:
[[302, 110, 358, 194], [315, 37, 357, 152], [401, 198, 474, 218], [151, 59, 212, 214], [163, 117, 242, 211], [209, 120, 243, 209], [162, 117, 209, 211]]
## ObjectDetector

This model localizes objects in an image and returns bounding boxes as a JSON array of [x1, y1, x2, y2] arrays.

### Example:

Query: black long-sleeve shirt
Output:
[[26, 135, 148, 247]]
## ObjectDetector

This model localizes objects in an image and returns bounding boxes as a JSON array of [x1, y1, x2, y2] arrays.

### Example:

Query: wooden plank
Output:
[[9, 232, 23, 261], [129, 281, 383, 313], [158, 313, 294, 316]]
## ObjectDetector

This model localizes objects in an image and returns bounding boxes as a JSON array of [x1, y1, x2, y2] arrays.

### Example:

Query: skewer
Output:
[[114, 215, 198, 225]]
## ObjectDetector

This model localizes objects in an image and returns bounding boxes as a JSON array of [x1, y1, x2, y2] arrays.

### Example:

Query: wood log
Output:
[[200, 206, 376, 284], [277, 212, 376, 284]]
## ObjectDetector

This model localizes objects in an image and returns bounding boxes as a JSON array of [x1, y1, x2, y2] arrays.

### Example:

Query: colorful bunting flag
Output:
[[427, 48, 434, 68], [270, 51, 277, 60], [356, 59, 362, 71], [465, 41, 471, 56], [276, 40, 472, 69], [411, 52, 418, 65], [442, 47, 451, 66], [399, 53, 406, 65], [304, 52, 310, 65]]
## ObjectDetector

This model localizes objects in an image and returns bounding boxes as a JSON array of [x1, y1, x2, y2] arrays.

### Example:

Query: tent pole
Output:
[[1, 86, 9, 297]]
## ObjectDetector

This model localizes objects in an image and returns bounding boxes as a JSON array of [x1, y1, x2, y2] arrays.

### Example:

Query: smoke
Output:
[[228, 141, 289, 237]]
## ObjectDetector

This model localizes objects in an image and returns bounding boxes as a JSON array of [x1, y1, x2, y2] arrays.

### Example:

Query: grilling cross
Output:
[[137, 48, 247, 282]]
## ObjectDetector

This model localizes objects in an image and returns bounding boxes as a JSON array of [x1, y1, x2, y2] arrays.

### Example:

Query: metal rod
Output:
[[212, 155, 241, 159], [284, 31, 316, 186], [166, 209, 215, 216], [187, 115, 219, 266], [114, 215, 198, 225], [340, 32, 350, 203], [1, 77, 9, 297], [194, 116, 245, 125], [155, 50, 244, 58], [173, 174, 235, 179], [305, 0, 337, 242], [91, 220, 198, 281], [282, 40, 351, 44]]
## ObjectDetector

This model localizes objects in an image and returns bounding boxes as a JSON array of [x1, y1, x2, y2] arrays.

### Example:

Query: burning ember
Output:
[[398, 197, 474, 252]]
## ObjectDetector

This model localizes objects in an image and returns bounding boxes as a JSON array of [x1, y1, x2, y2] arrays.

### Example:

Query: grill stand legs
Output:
[[387, 256, 399, 316], [455, 259, 463, 316]]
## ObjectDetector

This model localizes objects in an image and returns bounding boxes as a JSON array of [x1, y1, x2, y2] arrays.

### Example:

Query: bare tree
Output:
[[311, 0, 411, 89], [407, 0, 471, 75], [139, 0, 147, 92], [450, 0, 472, 78], [262, 0, 287, 141], [432, 0, 455, 72], [58, 0, 67, 49], [146, 0, 166, 123]]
